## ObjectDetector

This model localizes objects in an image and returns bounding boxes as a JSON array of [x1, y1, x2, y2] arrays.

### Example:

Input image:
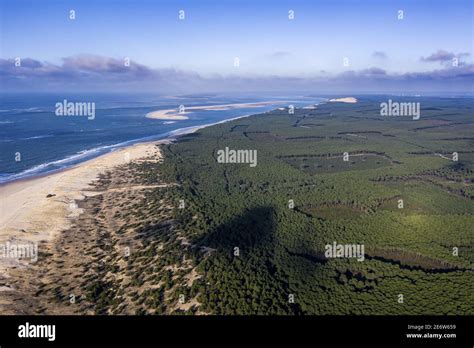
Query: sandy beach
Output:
[[0, 117, 228, 279], [0, 140, 166, 274], [145, 101, 284, 120], [0, 104, 278, 264], [0, 99, 308, 273]]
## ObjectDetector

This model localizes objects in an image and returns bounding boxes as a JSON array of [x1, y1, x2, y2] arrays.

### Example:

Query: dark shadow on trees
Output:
[[193, 206, 277, 252], [188, 206, 303, 314]]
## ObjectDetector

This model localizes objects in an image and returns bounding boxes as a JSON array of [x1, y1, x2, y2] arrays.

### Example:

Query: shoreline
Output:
[[0, 108, 275, 242], [1, 105, 285, 186], [0, 141, 166, 256], [0, 124, 207, 186], [0, 99, 323, 272]]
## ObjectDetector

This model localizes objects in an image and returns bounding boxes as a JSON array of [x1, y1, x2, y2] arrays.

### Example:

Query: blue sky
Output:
[[0, 0, 472, 93]]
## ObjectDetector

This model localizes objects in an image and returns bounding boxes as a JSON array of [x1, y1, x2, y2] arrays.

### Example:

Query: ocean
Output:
[[0, 93, 323, 183]]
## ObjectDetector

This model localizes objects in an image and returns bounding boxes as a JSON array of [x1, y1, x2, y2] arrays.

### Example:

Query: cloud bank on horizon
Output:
[[1, 54, 473, 94], [0, 0, 472, 94]]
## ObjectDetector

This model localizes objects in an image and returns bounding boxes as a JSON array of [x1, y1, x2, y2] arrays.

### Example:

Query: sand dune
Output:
[[0, 141, 165, 274]]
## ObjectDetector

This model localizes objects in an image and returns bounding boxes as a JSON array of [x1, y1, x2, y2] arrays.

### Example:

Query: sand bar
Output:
[[329, 97, 358, 103], [145, 101, 284, 120]]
